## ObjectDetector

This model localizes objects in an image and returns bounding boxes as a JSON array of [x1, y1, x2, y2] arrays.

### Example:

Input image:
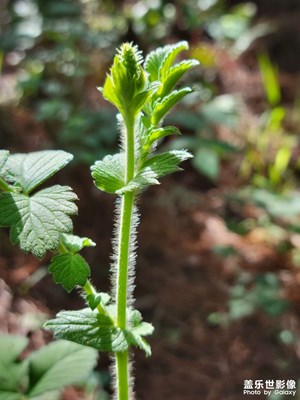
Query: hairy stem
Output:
[[115, 112, 136, 400]]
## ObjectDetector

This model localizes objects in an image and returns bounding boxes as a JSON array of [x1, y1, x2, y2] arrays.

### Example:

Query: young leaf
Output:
[[159, 41, 189, 80], [27, 340, 98, 397], [5, 151, 73, 194], [142, 126, 181, 153], [151, 88, 192, 125], [49, 253, 91, 292], [60, 233, 96, 254], [142, 150, 192, 178], [158, 60, 199, 97], [118, 150, 192, 194], [144, 47, 171, 82], [0, 185, 78, 258], [91, 153, 125, 194]]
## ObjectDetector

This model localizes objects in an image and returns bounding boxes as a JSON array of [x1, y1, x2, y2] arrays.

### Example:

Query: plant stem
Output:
[[115, 111, 136, 400]]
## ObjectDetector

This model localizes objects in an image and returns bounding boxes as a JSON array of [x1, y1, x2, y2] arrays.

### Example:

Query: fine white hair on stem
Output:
[[110, 197, 140, 308], [110, 354, 135, 400]]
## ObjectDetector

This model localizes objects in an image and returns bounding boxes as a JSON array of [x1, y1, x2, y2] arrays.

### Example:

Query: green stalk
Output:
[[115, 112, 136, 400]]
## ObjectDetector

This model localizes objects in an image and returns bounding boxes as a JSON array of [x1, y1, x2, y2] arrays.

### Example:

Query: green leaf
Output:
[[45, 308, 153, 355], [0, 335, 29, 395], [27, 340, 98, 397], [0, 150, 9, 177], [91, 153, 125, 194], [193, 148, 219, 180], [49, 253, 90, 292], [6, 151, 73, 194], [152, 88, 192, 125], [145, 47, 171, 82], [158, 60, 199, 97], [159, 41, 189, 80], [142, 126, 181, 153], [60, 233, 96, 253], [0, 335, 28, 364], [118, 150, 192, 194], [143, 150, 192, 178], [0, 393, 23, 400], [0, 185, 78, 258]]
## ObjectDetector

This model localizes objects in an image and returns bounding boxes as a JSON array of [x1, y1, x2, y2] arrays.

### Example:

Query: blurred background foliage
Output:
[[1, 0, 300, 399]]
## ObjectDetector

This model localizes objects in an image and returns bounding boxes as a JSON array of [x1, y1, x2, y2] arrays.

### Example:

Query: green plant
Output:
[[0, 41, 197, 399], [0, 334, 98, 399]]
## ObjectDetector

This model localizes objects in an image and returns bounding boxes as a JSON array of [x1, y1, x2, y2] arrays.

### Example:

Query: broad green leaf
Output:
[[0, 360, 28, 393], [28, 341, 98, 397], [193, 148, 219, 180], [151, 88, 192, 125], [159, 41, 189, 80], [158, 60, 199, 97], [91, 154, 125, 194], [0, 185, 78, 258], [0, 335, 28, 364], [0, 335, 29, 394], [60, 233, 96, 254], [6, 151, 73, 194], [49, 253, 90, 292], [45, 307, 153, 355], [118, 150, 192, 194]]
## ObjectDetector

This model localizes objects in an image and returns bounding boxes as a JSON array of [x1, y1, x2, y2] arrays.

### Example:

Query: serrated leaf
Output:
[[193, 148, 219, 180], [91, 153, 125, 194], [144, 47, 171, 82], [142, 126, 181, 153], [45, 307, 153, 355], [60, 233, 96, 253], [0, 185, 78, 258], [28, 341, 98, 397], [151, 88, 192, 125], [143, 150, 192, 178], [118, 150, 192, 194], [45, 308, 128, 353], [158, 60, 199, 97], [5, 151, 73, 194], [159, 41, 189, 79], [49, 253, 90, 292]]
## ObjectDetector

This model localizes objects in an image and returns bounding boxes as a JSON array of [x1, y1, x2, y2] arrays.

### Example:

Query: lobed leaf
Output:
[[144, 47, 171, 82], [28, 341, 98, 397], [60, 233, 96, 253], [0, 185, 78, 258], [91, 153, 125, 194], [151, 88, 192, 125], [45, 307, 153, 356], [49, 253, 91, 292], [5, 150, 73, 194]]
